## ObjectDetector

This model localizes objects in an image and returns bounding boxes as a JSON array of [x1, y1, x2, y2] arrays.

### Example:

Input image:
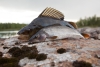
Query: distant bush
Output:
[[76, 15, 100, 28], [0, 23, 27, 31]]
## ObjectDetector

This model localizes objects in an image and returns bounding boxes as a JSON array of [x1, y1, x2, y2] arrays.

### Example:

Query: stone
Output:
[[1, 36, 100, 67]]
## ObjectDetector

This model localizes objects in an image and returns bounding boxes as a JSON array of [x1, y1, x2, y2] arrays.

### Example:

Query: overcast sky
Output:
[[0, 0, 100, 23]]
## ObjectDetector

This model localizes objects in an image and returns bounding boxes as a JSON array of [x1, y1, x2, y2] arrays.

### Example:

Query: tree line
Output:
[[76, 15, 100, 28], [0, 15, 100, 31], [0, 23, 27, 31]]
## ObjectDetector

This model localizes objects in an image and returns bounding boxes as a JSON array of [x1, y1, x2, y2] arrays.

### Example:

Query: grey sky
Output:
[[0, 0, 100, 23]]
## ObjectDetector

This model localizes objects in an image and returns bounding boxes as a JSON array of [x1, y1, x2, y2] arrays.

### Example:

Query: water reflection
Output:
[[0, 31, 18, 38]]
